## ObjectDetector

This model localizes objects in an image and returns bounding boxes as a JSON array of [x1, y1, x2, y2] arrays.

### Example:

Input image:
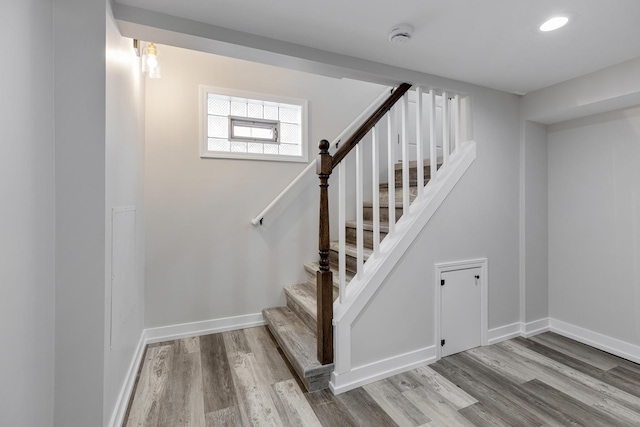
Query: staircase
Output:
[[263, 161, 436, 391]]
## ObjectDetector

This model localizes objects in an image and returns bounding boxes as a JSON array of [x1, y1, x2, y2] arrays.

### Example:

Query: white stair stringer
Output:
[[330, 140, 477, 394]]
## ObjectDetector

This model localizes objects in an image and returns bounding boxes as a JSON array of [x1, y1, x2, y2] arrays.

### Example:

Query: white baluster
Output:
[[429, 89, 437, 180], [442, 91, 450, 167], [416, 87, 424, 195], [372, 124, 380, 255], [386, 112, 396, 236], [356, 142, 364, 279], [401, 93, 410, 215], [338, 160, 346, 302]]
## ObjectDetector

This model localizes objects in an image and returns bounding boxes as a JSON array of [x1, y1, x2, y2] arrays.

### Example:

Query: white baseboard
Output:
[[144, 312, 265, 343], [108, 312, 265, 426], [522, 318, 550, 338], [108, 332, 146, 427], [329, 346, 435, 395], [550, 318, 640, 365], [487, 322, 521, 345]]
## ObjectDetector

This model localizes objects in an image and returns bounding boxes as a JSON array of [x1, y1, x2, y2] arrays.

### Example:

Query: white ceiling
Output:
[[115, 0, 640, 94]]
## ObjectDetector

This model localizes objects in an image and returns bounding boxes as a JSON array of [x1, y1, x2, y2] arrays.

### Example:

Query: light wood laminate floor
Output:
[[124, 328, 640, 426]]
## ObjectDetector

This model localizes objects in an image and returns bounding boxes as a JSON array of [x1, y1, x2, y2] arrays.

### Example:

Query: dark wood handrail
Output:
[[315, 83, 412, 365], [331, 83, 412, 168]]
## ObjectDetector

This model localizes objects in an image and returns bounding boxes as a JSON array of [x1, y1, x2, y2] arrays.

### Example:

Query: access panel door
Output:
[[441, 267, 482, 357]]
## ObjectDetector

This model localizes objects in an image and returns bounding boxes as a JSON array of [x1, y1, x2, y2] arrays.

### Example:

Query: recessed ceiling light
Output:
[[539, 15, 570, 32]]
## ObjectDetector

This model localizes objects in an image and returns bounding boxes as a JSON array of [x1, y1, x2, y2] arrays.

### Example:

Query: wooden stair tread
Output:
[[304, 262, 353, 288], [393, 159, 443, 170], [285, 282, 338, 324], [363, 200, 406, 209], [345, 219, 390, 233], [379, 179, 429, 190], [330, 240, 373, 259], [262, 307, 333, 391]]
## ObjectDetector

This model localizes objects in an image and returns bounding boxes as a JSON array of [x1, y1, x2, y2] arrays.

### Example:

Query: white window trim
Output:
[[199, 85, 309, 163], [229, 116, 280, 143]]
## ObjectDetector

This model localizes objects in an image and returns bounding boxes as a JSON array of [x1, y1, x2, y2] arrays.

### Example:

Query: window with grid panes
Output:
[[200, 86, 308, 162]]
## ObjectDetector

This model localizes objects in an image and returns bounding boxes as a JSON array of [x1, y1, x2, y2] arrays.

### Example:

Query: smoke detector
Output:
[[388, 24, 413, 44]]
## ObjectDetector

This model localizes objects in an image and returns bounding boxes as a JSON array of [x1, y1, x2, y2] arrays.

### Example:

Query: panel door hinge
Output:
[[441, 279, 445, 286], [441, 339, 445, 346]]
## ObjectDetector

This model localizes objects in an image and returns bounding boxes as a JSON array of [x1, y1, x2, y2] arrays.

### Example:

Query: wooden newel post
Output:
[[317, 139, 334, 364]]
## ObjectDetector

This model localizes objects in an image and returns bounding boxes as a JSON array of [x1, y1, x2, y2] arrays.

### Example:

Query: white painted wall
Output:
[[144, 45, 385, 328], [0, 1, 55, 425], [548, 106, 640, 347], [351, 87, 521, 366], [54, 0, 107, 425], [104, 4, 146, 425]]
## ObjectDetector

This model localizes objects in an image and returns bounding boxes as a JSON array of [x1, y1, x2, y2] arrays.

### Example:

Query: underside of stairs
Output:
[[263, 161, 437, 392]]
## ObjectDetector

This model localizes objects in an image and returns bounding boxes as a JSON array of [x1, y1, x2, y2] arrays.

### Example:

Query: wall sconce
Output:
[[141, 42, 161, 79]]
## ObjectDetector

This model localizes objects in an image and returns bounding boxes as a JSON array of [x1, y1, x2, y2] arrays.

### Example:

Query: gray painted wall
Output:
[[144, 45, 385, 328], [548, 106, 640, 346], [54, 0, 107, 425], [351, 87, 521, 366], [523, 121, 549, 323], [104, 5, 146, 425], [0, 0, 55, 425]]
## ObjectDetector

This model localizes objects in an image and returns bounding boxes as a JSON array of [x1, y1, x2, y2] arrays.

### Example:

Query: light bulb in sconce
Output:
[[142, 42, 161, 78]]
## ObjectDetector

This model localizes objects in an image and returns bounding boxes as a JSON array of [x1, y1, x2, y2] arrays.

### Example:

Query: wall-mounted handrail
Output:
[[250, 159, 317, 226], [251, 87, 393, 226]]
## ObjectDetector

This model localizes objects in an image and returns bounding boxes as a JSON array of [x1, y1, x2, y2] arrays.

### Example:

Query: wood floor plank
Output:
[[176, 336, 201, 354], [364, 379, 431, 426], [407, 366, 477, 410], [458, 402, 513, 427], [499, 340, 640, 412], [521, 378, 626, 427], [431, 356, 544, 427], [514, 335, 640, 399], [222, 329, 252, 357], [614, 358, 640, 376], [529, 333, 619, 371], [337, 387, 398, 427], [497, 340, 640, 425], [403, 384, 476, 427], [204, 405, 243, 427], [304, 389, 360, 427], [199, 332, 237, 413], [227, 350, 283, 426], [125, 330, 640, 427], [442, 352, 582, 427], [126, 345, 174, 427], [270, 379, 323, 426], [465, 346, 536, 383], [157, 351, 206, 427], [609, 365, 640, 388], [381, 371, 422, 393], [244, 326, 294, 385]]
